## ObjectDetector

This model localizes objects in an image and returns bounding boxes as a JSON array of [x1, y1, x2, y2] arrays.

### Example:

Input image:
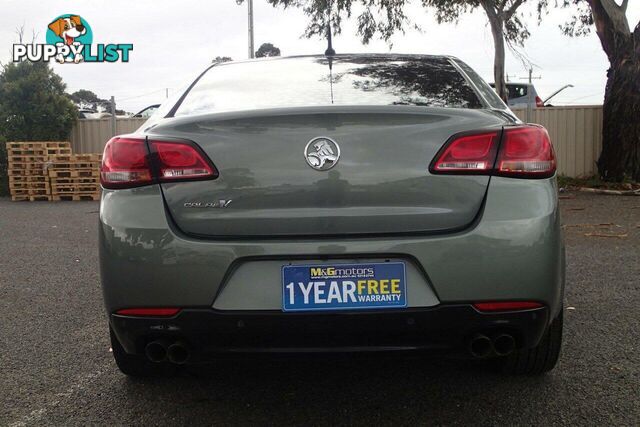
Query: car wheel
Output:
[[499, 309, 563, 375], [109, 325, 175, 377]]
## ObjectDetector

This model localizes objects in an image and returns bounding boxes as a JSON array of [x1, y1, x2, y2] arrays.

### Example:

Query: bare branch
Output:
[[504, 0, 525, 20], [621, 0, 628, 13], [596, 0, 630, 33], [15, 24, 25, 44]]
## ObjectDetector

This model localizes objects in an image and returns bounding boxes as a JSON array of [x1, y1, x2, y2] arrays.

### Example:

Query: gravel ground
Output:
[[0, 193, 638, 426]]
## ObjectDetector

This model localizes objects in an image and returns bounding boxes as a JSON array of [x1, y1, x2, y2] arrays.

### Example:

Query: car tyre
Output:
[[499, 309, 563, 375], [110, 325, 175, 377]]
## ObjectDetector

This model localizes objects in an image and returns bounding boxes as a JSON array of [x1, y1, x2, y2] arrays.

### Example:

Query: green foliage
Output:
[[255, 43, 282, 57], [537, 0, 593, 37], [263, 0, 411, 44], [0, 61, 77, 141], [263, 0, 532, 46], [70, 89, 101, 104]]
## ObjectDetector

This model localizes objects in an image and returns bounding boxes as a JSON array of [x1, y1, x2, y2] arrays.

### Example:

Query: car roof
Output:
[[214, 53, 460, 66]]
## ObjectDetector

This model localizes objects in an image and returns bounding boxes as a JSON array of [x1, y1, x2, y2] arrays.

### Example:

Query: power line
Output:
[[117, 89, 166, 102]]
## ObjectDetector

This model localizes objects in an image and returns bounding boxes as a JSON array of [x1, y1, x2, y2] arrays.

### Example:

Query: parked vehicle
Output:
[[100, 54, 564, 377], [491, 82, 544, 108], [132, 104, 160, 118]]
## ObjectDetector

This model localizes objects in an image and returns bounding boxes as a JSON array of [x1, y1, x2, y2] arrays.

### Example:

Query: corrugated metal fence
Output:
[[70, 106, 603, 177], [512, 106, 603, 177], [70, 118, 146, 154]]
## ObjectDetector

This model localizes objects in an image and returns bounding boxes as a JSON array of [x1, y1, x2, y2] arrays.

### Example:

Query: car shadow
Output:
[[116, 354, 558, 424]]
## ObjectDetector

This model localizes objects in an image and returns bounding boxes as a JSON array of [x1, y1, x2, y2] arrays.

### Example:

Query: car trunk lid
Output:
[[148, 106, 504, 238]]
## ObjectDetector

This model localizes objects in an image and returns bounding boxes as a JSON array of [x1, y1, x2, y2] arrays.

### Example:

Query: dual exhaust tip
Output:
[[144, 340, 190, 364], [469, 333, 516, 358]]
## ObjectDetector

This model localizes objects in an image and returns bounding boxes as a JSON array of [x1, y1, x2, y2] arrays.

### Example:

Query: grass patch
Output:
[[557, 174, 639, 191]]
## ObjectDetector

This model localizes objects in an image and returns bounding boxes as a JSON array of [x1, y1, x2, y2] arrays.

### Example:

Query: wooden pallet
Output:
[[6, 142, 48, 150], [29, 195, 53, 201], [7, 169, 46, 177], [50, 177, 99, 185], [8, 157, 49, 166], [9, 181, 49, 191], [48, 153, 101, 162], [47, 162, 100, 171], [8, 175, 48, 183], [52, 193, 100, 201], [45, 147, 72, 156], [48, 169, 100, 178], [8, 148, 46, 156], [44, 142, 71, 149], [6, 142, 103, 202]]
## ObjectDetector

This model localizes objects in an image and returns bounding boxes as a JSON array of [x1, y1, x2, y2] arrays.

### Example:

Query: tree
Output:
[[255, 42, 282, 57], [69, 89, 101, 109], [212, 56, 233, 63], [0, 61, 76, 141], [551, 0, 639, 181], [424, 0, 530, 101], [262, 0, 533, 100]]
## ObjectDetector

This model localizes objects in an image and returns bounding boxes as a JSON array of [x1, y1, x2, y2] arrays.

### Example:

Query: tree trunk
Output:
[[482, 3, 508, 102], [597, 55, 640, 181], [587, 0, 640, 181]]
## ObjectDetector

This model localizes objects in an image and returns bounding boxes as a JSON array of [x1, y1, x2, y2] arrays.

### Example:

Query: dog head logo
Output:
[[13, 14, 131, 64], [45, 14, 93, 63], [48, 15, 86, 45]]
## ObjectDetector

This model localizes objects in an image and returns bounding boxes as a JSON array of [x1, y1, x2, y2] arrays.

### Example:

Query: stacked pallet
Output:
[[7, 142, 71, 201], [47, 154, 102, 201]]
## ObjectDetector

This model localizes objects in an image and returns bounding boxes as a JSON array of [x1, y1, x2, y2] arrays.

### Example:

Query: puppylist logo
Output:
[[13, 14, 133, 64]]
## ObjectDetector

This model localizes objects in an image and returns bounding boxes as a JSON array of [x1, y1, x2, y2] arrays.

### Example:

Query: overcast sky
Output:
[[1, 0, 639, 113]]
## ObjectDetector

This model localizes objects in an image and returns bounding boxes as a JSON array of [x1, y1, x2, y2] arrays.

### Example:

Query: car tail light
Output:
[[101, 137, 153, 189], [473, 301, 543, 312], [430, 131, 500, 174], [115, 308, 181, 317], [101, 136, 217, 189], [150, 140, 216, 181], [535, 96, 544, 108], [496, 126, 556, 178], [430, 125, 556, 179]]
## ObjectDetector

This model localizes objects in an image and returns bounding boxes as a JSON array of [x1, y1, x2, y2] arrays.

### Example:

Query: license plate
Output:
[[282, 262, 407, 312]]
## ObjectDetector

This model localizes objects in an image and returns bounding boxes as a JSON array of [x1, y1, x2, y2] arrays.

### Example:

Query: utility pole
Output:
[[247, 0, 255, 58], [109, 96, 116, 137], [520, 68, 541, 123], [165, 88, 169, 99]]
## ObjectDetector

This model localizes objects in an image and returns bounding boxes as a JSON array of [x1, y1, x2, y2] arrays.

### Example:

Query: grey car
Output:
[[100, 54, 564, 377]]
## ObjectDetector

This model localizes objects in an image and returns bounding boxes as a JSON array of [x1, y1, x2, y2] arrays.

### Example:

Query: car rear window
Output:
[[173, 55, 483, 116], [507, 85, 528, 99]]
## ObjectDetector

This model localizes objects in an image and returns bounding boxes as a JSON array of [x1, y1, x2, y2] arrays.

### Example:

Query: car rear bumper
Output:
[[110, 304, 550, 361], [100, 176, 565, 358]]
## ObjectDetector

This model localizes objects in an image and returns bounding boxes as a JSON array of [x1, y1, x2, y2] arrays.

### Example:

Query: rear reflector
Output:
[[116, 308, 181, 317], [101, 136, 217, 189], [430, 125, 556, 178], [473, 301, 543, 312]]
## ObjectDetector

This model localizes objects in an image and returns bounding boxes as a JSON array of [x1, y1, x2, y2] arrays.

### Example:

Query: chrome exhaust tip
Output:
[[144, 340, 167, 363], [493, 334, 516, 356], [167, 341, 190, 365], [469, 334, 492, 358]]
